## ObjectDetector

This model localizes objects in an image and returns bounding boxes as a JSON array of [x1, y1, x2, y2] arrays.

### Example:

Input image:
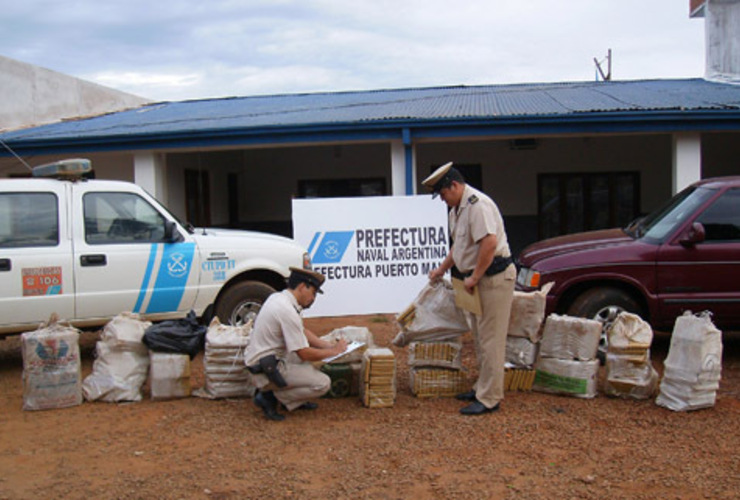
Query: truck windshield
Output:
[[629, 186, 716, 243]]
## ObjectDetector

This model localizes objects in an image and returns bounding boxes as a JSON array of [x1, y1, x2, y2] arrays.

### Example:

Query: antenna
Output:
[[594, 49, 612, 81], [0, 137, 33, 172]]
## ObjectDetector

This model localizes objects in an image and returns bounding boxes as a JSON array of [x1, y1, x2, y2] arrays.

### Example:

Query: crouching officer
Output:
[[245, 267, 347, 421]]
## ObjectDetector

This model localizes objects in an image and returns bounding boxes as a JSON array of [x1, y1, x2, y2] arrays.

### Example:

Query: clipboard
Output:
[[322, 340, 365, 363], [451, 277, 482, 315]]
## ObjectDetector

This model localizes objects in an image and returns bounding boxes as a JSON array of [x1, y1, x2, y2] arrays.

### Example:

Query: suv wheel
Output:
[[215, 281, 276, 326], [567, 287, 644, 362]]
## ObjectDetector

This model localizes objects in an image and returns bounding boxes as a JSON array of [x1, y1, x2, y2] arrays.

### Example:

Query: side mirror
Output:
[[679, 222, 706, 247], [164, 220, 184, 243]]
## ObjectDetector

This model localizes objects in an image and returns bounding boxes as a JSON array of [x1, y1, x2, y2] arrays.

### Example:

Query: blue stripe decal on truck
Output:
[[145, 242, 195, 313], [133, 244, 159, 313]]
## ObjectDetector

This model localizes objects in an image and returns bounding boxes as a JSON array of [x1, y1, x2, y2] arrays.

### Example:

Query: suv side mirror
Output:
[[679, 222, 706, 247], [164, 220, 184, 243]]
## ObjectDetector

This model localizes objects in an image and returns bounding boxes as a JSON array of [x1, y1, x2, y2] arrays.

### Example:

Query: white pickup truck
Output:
[[0, 159, 311, 336]]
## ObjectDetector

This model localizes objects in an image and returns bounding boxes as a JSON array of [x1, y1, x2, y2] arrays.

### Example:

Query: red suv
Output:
[[516, 176, 740, 351]]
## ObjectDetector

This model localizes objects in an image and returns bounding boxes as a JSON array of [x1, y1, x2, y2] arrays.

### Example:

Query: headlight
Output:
[[516, 267, 541, 288]]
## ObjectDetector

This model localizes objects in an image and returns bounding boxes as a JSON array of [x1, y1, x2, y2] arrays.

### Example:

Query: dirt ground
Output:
[[1, 314, 739, 500]]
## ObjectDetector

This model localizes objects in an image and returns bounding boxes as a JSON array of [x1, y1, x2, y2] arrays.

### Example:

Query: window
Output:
[[0, 193, 58, 248], [298, 178, 386, 198], [696, 188, 740, 242], [538, 172, 639, 239], [84, 192, 167, 244]]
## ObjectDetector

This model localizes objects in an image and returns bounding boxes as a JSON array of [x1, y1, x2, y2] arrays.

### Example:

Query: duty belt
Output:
[[451, 255, 513, 280]]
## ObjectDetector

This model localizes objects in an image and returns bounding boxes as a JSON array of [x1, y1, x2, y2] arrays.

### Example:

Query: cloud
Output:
[[0, 0, 705, 101]]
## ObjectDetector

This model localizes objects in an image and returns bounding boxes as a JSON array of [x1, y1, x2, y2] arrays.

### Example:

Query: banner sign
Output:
[[292, 195, 449, 317]]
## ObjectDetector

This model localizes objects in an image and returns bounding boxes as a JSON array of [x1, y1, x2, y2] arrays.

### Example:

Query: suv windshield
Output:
[[627, 186, 716, 243]]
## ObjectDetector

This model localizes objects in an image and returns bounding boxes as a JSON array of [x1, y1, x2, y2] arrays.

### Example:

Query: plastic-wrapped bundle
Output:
[[505, 336, 539, 368], [195, 318, 253, 399], [320, 326, 375, 364], [507, 282, 553, 342], [408, 340, 463, 369], [539, 314, 601, 361], [504, 366, 537, 391], [656, 311, 723, 411], [22, 314, 82, 411], [360, 348, 396, 408], [533, 357, 599, 398], [392, 280, 469, 347], [82, 312, 151, 402], [150, 352, 191, 399], [409, 367, 469, 398], [604, 313, 658, 400]]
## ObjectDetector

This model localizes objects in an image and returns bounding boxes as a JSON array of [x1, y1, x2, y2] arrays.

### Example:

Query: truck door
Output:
[[72, 185, 200, 320], [656, 187, 740, 325], [0, 184, 75, 329]]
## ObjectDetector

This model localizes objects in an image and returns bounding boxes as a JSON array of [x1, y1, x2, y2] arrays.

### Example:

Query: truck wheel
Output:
[[567, 287, 644, 363], [215, 281, 276, 326]]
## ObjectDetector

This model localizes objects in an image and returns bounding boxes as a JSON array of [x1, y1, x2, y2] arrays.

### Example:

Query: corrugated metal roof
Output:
[[2, 78, 740, 147]]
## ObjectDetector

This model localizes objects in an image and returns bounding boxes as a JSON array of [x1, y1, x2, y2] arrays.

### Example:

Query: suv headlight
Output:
[[517, 267, 541, 288]]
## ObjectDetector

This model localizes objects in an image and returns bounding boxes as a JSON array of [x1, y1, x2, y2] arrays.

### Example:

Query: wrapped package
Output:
[[410, 367, 470, 398], [507, 282, 553, 342], [604, 313, 658, 400], [533, 357, 599, 398], [320, 326, 375, 364], [539, 314, 601, 361], [604, 352, 659, 399], [22, 314, 82, 411], [150, 352, 191, 399], [408, 340, 463, 369], [392, 280, 469, 347], [505, 336, 539, 368], [194, 317, 253, 399], [82, 312, 151, 402], [360, 348, 396, 408], [656, 311, 723, 411]]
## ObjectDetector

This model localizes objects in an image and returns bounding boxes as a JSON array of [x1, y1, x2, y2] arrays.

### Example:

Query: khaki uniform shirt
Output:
[[449, 184, 511, 273], [243, 289, 309, 367]]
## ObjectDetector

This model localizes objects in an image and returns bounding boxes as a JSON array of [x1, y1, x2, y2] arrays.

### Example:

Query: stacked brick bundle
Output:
[[360, 348, 396, 408], [407, 340, 470, 398]]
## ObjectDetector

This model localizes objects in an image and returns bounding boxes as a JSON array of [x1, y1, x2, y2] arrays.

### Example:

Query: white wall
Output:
[[0, 55, 150, 131]]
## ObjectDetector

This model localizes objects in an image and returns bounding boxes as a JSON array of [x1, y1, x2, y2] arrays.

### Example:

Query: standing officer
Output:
[[245, 267, 347, 421], [424, 162, 516, 415]]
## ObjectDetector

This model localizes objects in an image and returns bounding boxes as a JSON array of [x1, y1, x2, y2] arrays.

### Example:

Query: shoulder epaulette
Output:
[[468, 194, 479, 205]]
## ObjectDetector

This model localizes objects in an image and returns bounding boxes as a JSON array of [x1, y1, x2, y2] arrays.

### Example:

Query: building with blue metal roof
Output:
[[1, 77, 739, 255]]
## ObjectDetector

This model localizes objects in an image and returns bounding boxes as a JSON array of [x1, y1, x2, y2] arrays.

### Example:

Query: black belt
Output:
[[451, 255, 513, 280]]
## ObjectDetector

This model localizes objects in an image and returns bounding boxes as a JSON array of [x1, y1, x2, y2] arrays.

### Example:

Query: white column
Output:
[[133, 152, 167, 204], [390, 140, 406, 196], [671, 133, 702, 194]]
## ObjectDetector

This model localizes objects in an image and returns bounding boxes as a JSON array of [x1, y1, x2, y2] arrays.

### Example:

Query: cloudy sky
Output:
[[2, 0, 706, 102]]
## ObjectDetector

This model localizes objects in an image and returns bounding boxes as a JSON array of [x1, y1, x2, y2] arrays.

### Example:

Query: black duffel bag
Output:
[[143, 311, 206, 359]]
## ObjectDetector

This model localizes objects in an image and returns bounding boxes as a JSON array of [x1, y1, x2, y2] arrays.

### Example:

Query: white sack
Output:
[[321, 326, 376, 364], [656, 311, 723, 411], [392, 280, 469, 347], [539, 314, 601, 361], [82, 313, 151, 402], [507, 282, 553, 342], [505, 336, 539, 368], [533, 357, 599, 398], [22, 315, 82, 411]]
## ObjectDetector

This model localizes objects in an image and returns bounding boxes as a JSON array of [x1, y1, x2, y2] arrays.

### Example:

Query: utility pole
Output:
[[594, 49, 612, 81]]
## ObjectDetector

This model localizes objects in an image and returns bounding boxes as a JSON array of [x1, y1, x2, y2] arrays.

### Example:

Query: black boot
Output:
[[254, 390, 285, 421]]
